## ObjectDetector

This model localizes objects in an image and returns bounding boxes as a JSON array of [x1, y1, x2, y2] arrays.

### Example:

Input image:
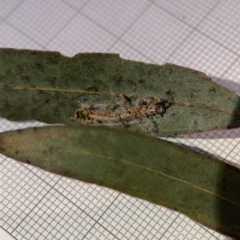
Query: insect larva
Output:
[[75, 95, 170, 131]]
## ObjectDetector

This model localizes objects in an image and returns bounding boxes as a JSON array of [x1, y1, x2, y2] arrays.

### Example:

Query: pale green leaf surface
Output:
[[0, 125, 240, 238]]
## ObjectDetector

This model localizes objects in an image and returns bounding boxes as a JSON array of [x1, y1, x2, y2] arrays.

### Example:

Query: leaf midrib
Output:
[[1, 86, 238, 116], [75, 147, 240, 208]]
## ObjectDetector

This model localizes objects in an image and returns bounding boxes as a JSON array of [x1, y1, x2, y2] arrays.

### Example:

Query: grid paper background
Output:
[[0, 0, 239, 239]]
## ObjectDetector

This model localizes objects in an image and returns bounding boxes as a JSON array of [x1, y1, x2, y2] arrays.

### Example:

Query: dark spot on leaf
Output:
[[210, 87, 216, 93], [49, 146, 56, 152], [127, 78, 136, 85], [3, 100, 10, 108], [166, 89, 173, 96], [26, 160, 31, 164], [138, 79, 145, 84], [115, 75, 123, 85], [30, 51, 38, 55], [124, 95, 132, 103], [17, 129, 22, 134], [48, 77, 56, 85], [86, 86, 99, 92], [206, 77, 212, 81], [36, 62, 44, 71], [0, 147, 5, 152], [48, 55, 60, 64], [15, 65, 25, 74], [2, 85, 9, 90], [44, 98, 50, 104], [192, 70, 199, 74], [22, 76, 30, 82]]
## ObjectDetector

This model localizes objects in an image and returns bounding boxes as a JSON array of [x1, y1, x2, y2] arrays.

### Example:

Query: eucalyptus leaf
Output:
[[0, 125, 239, 238], [0, 48, 240, 135]]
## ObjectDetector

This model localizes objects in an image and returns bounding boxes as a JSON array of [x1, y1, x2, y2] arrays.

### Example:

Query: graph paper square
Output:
[[110, 41, 151, 63], [198, 1, 240, 55], [7, 0, 76, 47], [221, 58, 240, 94], [47, 13, 116, 56], [0, 1, 238, 240], [82, 0, 151, 38], [153, 0, 219, 28], [12, 188, 97, 240], [0, 23, 40, 49], [0, 0, 24, 19], [169, 31, 237, 77], [52, 177, 120, 221], [61, 0, 89, 12], [121, 5, 193, 64]]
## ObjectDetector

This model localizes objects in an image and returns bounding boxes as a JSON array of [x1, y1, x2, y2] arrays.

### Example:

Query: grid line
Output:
[[7, 171, 120, 239], [159, 213, 180, 240], [81, 193, 121, 240], [10, 178, 62, 234], [75, 2, 154, 54], [0, 0, 26, 22], [4, 20, 45, 49], [152, 0, 223, 60]]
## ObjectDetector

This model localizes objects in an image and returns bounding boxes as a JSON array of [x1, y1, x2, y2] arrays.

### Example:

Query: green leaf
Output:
[[0, 125, 240, 238], [0, 48, 240, 135]]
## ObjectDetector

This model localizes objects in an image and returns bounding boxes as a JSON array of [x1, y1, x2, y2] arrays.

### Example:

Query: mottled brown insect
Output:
[[75, 94, 169, 131]]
